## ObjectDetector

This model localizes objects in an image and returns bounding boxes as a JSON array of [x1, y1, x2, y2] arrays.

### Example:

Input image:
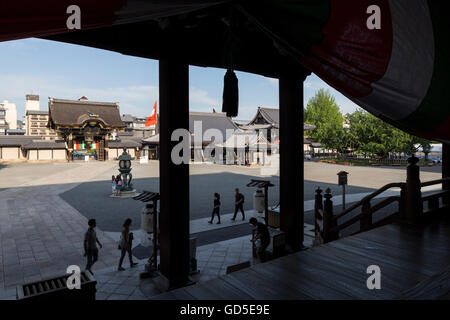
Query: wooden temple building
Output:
[[2, 1, 450, 299], [48, 97, 126, 161]]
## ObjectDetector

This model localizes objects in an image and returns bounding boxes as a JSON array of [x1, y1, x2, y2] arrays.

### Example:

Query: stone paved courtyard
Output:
[[0, 160, 442, 299]]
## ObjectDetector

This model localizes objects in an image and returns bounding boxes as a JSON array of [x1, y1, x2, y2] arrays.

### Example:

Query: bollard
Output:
[[322, 188, 338, 243], [314, 187, 323, 238], [399, 186, 406, 220], [406, 156, 422, 224]]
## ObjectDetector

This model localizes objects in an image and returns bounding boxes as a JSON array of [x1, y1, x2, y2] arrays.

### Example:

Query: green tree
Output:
[[346, 109, 432, 159], [304, 89, 346, 152]]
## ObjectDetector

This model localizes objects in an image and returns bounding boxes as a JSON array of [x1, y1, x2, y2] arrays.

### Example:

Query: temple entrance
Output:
[[72, 139, 105, 161], [47, 97, 126, 161]]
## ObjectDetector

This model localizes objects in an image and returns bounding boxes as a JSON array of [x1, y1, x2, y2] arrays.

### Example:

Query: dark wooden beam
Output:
[[158, 58, 190, 289], [279, 72, 308, 251]]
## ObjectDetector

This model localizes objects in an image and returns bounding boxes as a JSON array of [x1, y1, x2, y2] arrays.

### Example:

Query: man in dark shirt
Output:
[[249, 217, 270, 261], [231, 188, 245, 221]]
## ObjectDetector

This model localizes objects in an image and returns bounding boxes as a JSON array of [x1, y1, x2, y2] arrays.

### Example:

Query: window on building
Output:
[[0, 119, 5, 125]]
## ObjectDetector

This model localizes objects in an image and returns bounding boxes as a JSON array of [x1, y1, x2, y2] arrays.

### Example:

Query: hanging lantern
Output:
[[222, 69, 239, 117]]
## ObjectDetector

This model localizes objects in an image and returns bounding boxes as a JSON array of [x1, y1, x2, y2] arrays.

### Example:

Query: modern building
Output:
[[121, 114, 157, 138], [0, 100, 17, 130], [0, 105, 7, 135], [25, 94, 40, 111], [25, 110, 56, 139]]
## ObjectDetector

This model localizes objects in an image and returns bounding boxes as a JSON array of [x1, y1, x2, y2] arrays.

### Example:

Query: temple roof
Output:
[[247, 107, 315, 131], [48, 98, 125, 129], [189, 112, 238, 141]]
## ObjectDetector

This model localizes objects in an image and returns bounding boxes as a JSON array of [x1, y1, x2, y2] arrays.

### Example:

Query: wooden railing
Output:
[[330, 183, 405, 239], [315, 177, 450, 244], [420, 178, 450, 214]]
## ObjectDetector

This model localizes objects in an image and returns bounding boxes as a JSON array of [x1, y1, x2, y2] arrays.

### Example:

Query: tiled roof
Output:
[[0, 136, 36, 146], [189, 112, 238, 141], [109, 139, 142, 148], [22, 140, 66, 150], [121, 114, 135, 123], [48, 98, 125, 128]]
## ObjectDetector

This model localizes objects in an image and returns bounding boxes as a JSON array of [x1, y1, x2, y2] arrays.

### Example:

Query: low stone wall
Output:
[[0, 147, 22, 160], [1, 148, 67, 161]]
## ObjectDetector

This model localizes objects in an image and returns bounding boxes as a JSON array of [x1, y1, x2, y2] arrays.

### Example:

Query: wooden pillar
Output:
[[158, 58, 190, 289], [104, 135, 109, 161], [67, 133, 74, 162], [279, 72, 307, 251], [443, 143, 450, 205]]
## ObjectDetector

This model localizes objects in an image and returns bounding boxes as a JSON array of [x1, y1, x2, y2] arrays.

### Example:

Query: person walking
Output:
[[249, 217, 270, 262], [118, 218, 138, 271], [111, 175, 116, 195], [232, 188, 245, 221], [84, 219, 102, 275], [208, 193, 221, 224]]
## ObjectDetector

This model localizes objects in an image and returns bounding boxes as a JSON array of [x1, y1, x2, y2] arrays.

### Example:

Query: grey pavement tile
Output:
[[20, 258, 37, 266], [4, 276, 23, 288], [23, 274, 42, 283], [127, 294, 147, 300], [98, 283, 119, 293], [204, 261, 224, 269], [202, 268, 221, 276], [18, 251, 34, 259], [22, 266, 40, 277], [107, 293, 129, 300], [0, 288, 16, 300], [139, 283, 163, 298], [208, 256, 227, 263], [113, 284, 138, 295], [95, 292, 110, 300]]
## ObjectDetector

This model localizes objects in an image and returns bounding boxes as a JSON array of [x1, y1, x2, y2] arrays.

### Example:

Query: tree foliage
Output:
[[304, 89, 345, 152], [304, 89, 432, 158]]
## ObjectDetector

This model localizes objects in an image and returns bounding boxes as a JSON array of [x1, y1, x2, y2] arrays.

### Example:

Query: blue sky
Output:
[[0, 38, 360, 121]]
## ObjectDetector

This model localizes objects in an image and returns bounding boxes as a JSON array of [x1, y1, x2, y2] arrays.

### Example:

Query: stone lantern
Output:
[[117, 147, 136, 195]]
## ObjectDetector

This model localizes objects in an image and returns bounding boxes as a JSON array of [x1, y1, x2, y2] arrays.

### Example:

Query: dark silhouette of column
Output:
[[279, 72, 308, 251], [159, 58, 190, 289]]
